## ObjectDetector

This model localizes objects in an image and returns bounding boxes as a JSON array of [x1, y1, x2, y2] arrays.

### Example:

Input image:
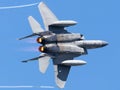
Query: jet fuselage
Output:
[[38, 33, 108, 56]]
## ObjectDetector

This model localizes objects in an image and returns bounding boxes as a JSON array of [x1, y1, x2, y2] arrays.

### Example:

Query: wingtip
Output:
[[28, 16, 32, 19], [16, 38, 20, 40], [56, 78, 66, 88], [28, 16, 34, 21], [17, 38, 23, 40], [38, 2, 45, 7]]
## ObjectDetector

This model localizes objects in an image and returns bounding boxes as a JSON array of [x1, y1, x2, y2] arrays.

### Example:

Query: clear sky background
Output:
[[0, 0, 119, 90]]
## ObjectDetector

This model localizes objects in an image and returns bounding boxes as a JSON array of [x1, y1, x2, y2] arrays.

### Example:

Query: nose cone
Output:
[[102, 41, 108, 47]]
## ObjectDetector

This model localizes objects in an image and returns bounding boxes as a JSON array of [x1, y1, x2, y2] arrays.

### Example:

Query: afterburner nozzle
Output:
[[39, 46, 45, 52], [37, 37, 44, 43]]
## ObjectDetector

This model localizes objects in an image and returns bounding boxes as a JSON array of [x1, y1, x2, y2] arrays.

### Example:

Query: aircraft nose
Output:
[[102, 41, 108, 47]]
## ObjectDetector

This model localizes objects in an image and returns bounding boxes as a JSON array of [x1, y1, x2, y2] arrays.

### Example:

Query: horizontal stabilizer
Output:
[[21, 53, 51, 74], [21, 53, 50, 63], [18, 33, 37, 40], [18, 31, 53, 40], [21, 55, 44, 63]]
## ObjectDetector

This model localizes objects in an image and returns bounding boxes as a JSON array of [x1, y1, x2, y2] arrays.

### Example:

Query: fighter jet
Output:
[[19, 2, 108, 88]]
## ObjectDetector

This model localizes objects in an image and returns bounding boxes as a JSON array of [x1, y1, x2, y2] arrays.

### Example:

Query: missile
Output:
[[61, 60, 87, 66]]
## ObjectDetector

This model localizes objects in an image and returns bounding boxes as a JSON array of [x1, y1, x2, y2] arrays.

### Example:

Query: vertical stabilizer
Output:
[[38, 53, 51, 73], [28, 16, 44, 33]]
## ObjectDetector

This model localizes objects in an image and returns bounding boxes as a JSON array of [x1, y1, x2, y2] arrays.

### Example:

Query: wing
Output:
[[38, 2, 58, 30], [52, 54, 75, 88], [38, 2, 69, 34], [54, 65, 71, 88]]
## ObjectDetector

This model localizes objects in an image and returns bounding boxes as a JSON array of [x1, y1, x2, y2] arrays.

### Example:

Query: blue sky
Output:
[[0, 0, 119, 90]]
